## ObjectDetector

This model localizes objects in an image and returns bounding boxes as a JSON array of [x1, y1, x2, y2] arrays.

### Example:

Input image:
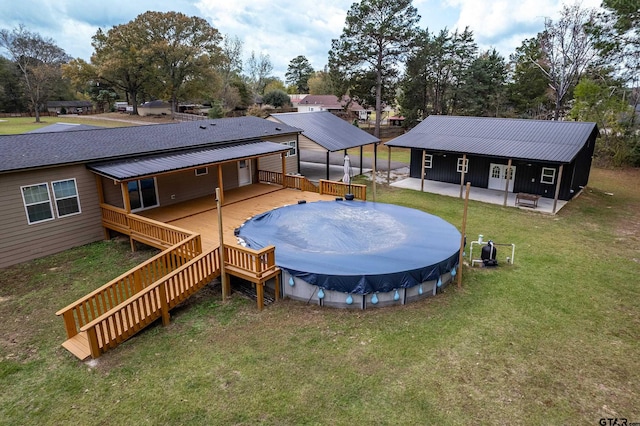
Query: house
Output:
[[296, 95, 370, 121], [138, 100, 172, 116], [268, 111, 380, 179], [46, 100, 94, 115], [0, 116, 302, 268], [386, 115, 598, 209]]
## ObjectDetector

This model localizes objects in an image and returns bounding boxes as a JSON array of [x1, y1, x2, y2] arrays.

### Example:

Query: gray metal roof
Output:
[[88, 140, 290, 181], [26, 123, 104, 133], [386, 115, 598, 163], [270, 111, 379, 151], [0, 116, 301, 173]]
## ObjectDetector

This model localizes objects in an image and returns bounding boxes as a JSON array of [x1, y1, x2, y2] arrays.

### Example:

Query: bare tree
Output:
[[0, 25, 70, 122], [532, 3, 598, 120]]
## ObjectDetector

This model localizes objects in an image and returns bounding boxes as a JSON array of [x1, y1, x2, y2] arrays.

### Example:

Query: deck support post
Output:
[[458, 182, 471, 288], [503, 158, 512, 207], [217, 165, 224, 205], [281, 152, 287, 188], [216, 188, 229, 300], [159, 282, 171, 326]]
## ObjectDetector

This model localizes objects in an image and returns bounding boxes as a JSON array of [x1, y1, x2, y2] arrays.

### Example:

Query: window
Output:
[[491, 165, 501, 179], [52, 179, 81, 217], [195, 167, 208, 176], [541, 167, 556, 184], [457, 157, 469, 173], [423, 154, 433, 169], [21, 183, 54, 224], [127, 178, 159, 211], [283, 140, 297, 157]]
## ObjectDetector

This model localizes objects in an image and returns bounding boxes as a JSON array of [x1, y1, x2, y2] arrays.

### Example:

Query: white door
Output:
[[488, 163, 516, 192], [238, 159, 252, 186]]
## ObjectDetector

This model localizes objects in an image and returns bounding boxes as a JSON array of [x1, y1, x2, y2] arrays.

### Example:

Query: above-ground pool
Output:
[[236, 200, 461, 308]]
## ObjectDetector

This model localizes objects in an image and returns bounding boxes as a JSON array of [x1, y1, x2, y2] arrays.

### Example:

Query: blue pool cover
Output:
[[236, 200, 461, 294]]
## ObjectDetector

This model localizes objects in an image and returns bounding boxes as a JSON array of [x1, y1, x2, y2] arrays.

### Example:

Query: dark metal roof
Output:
[[26, 123, 104, 133], [88, 140, 290, 181], [385, 115, 598, 163], [270, 111, 379, 151], [0, 116, 302, 173]]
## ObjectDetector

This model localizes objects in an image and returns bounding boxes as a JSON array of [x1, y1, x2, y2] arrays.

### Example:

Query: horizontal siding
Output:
[[101, 176, 124, 207], [0, 165, 104, 268], [298, 135, 325, 152], [157, 167, 219, 206]]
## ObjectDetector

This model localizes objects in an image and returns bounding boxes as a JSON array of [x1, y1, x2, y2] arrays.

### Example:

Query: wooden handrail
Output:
[[223, 244, 278, 278], [318, 179, 367, 200], [258, 170, 318, 193], [55, 234, 202, 339]]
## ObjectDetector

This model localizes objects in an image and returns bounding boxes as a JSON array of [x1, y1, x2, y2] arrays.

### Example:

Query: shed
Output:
[[386, 115, 598, 212]]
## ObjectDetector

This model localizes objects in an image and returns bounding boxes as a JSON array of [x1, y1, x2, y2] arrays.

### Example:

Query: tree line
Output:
[[0, 1, 638, 165]]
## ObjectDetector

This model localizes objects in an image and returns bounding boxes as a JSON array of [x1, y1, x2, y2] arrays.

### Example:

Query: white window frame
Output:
[[195, 167, 208, 176], [52, 178, 81, 218], [283, 140, 297, 157], [21, 182, 54, 225], [457, 157, 469, 173], [541, 167, 556, 184], [423, 153, 433, 169]]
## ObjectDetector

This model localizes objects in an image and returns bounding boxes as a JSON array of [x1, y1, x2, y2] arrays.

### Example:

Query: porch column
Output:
[[217, 164, 224, 205], [326, 151, 330, 180], [459, 154, 467, 199], [281, 152, 287, 188], [360, 145, 363, 175], [121, 182, 131, 213], [503, 158, 512, 207], [552, 164, 564, 214], [420, 150, 426, 192]]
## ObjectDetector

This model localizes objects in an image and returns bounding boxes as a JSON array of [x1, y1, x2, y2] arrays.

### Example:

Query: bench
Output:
[[515, 192, 540, 208]]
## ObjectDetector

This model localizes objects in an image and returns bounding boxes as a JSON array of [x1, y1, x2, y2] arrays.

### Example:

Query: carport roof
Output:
[[88, 140, 290, 181], [386, 115, 598, 163], [270, 111, 380, 151]]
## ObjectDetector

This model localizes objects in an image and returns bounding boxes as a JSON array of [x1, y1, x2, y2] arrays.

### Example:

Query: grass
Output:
[[1, 168, 639, 425]]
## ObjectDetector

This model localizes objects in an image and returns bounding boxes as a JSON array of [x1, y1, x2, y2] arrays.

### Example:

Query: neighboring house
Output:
[[46, 100, 94, 114], [138, 100, 172, 116], [296, 95, 370, 120], [386, 115, 598, 202], [0, 116, 302, 268], [268, 111, 380, 179], [289, 94, 308, 108]]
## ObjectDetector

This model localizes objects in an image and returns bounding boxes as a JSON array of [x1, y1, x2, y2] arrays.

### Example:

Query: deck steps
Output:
[[62, 332, 91, 360]]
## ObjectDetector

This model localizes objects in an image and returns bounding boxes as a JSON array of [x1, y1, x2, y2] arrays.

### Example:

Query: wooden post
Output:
[[503, 159, 512, 207], [420, 150, 426, 192], [281, 152, 287, 188], [217, 165, 224, 205], [387, 145, 391, 184], [216, 188, 229, 300], [256, 282, 264, 311], [360, 145, 364, 175], [159, 282, 170, 326], [457, 182, 471, 288], [459, 154, 467, 198], [552, 164, 564, 214], [326, 151, 330, 180], [121, 181, 135, 251]]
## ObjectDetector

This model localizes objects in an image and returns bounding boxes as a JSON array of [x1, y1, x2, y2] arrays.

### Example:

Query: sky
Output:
[[0, 0, 602, 81]]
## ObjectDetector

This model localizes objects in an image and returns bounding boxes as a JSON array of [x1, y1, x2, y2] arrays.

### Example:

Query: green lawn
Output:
[[1, 168, 639, 425]]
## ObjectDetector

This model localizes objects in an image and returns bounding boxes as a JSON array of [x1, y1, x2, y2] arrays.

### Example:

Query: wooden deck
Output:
[[141, 184, 336, 251]]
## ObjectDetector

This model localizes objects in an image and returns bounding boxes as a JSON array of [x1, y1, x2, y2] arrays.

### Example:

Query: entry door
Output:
[[488, 163, 516, 192], [238, 159, 252, 186]]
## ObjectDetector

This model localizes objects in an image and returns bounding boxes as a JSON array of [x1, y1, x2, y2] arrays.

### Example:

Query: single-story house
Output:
[[386, 115, 598, 208], [0, 116, 302, 268], [46, 100, 94, 114], [268, 111, 380, 179], [138, 100, 172, 116], [296, 95, 371, 121]]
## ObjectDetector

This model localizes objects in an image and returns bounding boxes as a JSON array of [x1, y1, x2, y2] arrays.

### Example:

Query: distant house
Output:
[[296, 95, 370, 121], [138, 100, 172, 116], [268, 111, 380, 180], [46, 100, 93, 115], [0, 116, 302, 268], [386, 115, 598, 205]]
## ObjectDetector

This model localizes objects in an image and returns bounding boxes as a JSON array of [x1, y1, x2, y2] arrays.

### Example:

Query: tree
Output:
[[216, 35, 244, 112], [0, 25, 70, 122], [533, 3, 598, 120], [329, 0, 420, 138], [137, 11, 223, 115], [247, 51, 273, 95], [308, 69, 337, 95], [263, 90, 291, 108], [285, 55, 314, 93], [0, 56, 26, 112], [456, 49, 507, 116]]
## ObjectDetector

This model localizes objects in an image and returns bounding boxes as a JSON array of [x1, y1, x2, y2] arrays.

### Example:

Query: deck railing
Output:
[[101, 204, 196, 249], [318, 179, 367, 200], [80, 248, 221, 358], [224, 244, 278, 279], [258, 170, 319, 193], [55, 234, 203, 340]]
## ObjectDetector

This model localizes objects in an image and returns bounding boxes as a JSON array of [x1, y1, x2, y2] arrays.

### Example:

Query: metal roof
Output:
[[88, 140, 290, 181], [0, 116, 302, 173], [385, 115, 598, 163], [270, 111, 379, 151]]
